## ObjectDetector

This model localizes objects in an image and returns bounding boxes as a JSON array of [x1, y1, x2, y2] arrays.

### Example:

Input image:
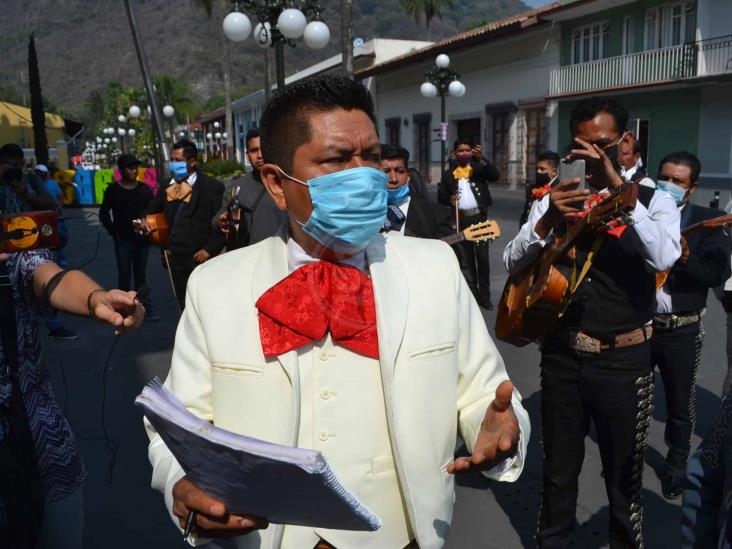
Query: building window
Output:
[[622, 15, 635, 54], [645, 1, 696, 50], [492, 112, 511, 183], [571, 22, 609, 64], [385, 117, 401, 147]]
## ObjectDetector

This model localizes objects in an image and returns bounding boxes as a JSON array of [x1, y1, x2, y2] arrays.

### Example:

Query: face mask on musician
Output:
[[535, 172, 552, 187], [169, 161, 189, 182], [656, 180, 688, 206], [278, 165, 388, 255]]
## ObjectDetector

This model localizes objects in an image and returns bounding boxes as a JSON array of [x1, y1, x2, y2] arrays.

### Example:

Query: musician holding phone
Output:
[[438, 138, 500, 309], [503, 97, 681, 548], [651, 151, 731, 500]]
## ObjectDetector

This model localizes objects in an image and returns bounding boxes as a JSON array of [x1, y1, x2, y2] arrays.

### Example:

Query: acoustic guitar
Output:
[[495, 183, 640, 347], [655, 212, 732, 289], [0, 211, 60, 253], [443, 219, 500, 246]]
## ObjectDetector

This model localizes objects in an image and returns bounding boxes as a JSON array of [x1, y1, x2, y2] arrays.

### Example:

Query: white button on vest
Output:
[[318, 430, 330, 441], [321, 389, 332, 399], [319, 350, 329, 361]]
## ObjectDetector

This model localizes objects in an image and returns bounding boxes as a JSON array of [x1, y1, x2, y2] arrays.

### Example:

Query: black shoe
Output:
[[662, 473, 684, 500]]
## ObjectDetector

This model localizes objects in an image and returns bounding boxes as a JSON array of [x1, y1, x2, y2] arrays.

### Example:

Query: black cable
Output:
[[60, 211, 103, 270], [56, 335, 119, 485]]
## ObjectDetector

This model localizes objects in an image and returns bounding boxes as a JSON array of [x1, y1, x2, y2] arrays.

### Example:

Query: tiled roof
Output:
[[356, 2, 561, 78]]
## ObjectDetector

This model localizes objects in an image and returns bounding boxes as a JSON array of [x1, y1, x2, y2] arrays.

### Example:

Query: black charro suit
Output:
[[437, 158, 500, 307], [403, 194, 453, 239], [146, 171, 225, 309], [653, 202, 732, 480]]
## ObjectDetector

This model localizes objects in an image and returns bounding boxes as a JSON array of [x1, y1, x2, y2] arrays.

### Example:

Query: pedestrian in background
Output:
[[100, 154, 159, 320]]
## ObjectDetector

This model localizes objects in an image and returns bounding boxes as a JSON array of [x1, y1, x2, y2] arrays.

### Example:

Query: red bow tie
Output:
[[256, 261, 379, 359]]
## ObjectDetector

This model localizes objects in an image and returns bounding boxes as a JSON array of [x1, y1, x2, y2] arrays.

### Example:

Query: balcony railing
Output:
[[549, 34, 732, 97]]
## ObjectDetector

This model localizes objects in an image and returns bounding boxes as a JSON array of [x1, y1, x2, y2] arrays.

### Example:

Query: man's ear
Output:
[[688, 182, 698, 197], [260, 164, 288, 211]]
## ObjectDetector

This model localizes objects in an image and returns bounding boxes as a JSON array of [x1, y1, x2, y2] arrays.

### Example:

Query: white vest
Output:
[[281, 334, 413, 548]]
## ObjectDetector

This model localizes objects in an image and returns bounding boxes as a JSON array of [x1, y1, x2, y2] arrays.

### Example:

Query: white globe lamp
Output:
[[128, 105, 141, 118], [277, 8, 307, 39], [222, 11, 252, 42], [303, 21, 330, 49], [215, 132, 222, 140], [128, 128, 136, 137], [163, 105, 175, 118], [118, 114, 127, 123], [449, 80, 466, 97], [420, 82, 438, 98], [436, 54, 450, 69], [254, 22, 272, 47]]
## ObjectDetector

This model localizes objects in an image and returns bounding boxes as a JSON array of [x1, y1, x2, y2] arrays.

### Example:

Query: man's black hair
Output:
[[453, 136, 473, 150], [0, 143, 24, 162], [659, 150, 701, 184], [172, 138, 198, 161], [381, 144, 409, 166], [569, 96, 629, 136], [260, 74, 376, 173], [537, 151, 560, 167], [245, 129, 260, 149]]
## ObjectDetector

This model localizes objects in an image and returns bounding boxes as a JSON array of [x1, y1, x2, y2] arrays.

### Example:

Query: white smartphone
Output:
[[559, 158, 586, 190], [559, 158, 586, 210]]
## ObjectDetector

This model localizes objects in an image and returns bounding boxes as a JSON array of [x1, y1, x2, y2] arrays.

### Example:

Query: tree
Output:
[[341, 0, 354, 78], [194, 0, 235, 160], [28, 33, 48, 165], [401, 0, 451, 40]]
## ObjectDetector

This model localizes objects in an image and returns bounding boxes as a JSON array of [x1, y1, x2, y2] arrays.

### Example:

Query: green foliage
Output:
[[201, 158, 245, 178], [400, 0, 453, 39]]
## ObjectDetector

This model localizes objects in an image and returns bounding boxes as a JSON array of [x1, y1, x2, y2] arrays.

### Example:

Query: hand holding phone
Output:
[[557, 159, 587, 211]]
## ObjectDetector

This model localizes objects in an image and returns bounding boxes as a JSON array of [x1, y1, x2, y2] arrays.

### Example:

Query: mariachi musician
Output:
[[438, 138, 499, 309], [651, 151, 731, 500], [214, 129, 286, 250], [140, 139, 225, 310], [503, 97, 680, 548]]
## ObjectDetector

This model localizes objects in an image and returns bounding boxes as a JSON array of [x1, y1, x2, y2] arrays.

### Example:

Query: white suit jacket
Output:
[[146, 232, 530, 549]]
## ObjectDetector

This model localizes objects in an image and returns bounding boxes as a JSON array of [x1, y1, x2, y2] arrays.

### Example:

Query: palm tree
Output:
[[402, 0, 451, 41]]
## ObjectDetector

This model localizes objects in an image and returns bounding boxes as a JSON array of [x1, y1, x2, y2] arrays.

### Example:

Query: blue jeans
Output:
[[36, 486, 83, 549], [114, 239, 150, 292]]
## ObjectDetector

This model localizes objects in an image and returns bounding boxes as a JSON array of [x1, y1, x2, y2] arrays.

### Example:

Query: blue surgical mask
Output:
[[656, 180, 688, 206], [169, 161, 189, 182], [279, 166, 388, 255], [387, 184, 410, 205]]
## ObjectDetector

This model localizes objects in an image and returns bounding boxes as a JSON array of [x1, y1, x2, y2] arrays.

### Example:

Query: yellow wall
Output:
[[0, 101, 65, 149]]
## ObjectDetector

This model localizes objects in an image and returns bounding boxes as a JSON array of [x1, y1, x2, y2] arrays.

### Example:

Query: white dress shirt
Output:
[[503, 184, 681, 276], [656, 204, 688, 314], [457, 179, 479, 210], [621, 159, 655, 189]]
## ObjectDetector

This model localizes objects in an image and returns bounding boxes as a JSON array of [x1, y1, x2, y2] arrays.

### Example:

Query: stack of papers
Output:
[[136, 378, 381, 531]]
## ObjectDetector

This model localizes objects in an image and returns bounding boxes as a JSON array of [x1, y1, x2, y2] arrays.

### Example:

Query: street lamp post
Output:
[[419, 54, 466, 175], [163, 105, 175, 145], [223, 0, 330, 90]]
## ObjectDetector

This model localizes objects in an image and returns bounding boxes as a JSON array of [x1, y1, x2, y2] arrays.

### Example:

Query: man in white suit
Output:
[[146, 75, 530, 549]]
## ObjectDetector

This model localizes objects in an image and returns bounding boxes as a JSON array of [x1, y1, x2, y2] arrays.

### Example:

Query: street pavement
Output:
[[47, 187, 726, 548]]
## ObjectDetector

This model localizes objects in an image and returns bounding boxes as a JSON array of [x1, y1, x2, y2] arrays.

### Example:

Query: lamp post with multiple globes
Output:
[[419, 54, 466, 175], [222, 0, 330, 90]]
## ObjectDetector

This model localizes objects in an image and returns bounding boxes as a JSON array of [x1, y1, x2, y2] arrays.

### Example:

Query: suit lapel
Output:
[[367, 234, 408, 380], [250, 230, 299, 384]]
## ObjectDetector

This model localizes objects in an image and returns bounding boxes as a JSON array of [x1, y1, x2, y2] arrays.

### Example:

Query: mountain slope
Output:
[[0, 0, 529, 114]]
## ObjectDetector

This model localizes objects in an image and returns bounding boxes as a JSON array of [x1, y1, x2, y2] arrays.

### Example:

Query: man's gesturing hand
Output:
[[172, 477, 268, 539], [448, 380, 520, 474]]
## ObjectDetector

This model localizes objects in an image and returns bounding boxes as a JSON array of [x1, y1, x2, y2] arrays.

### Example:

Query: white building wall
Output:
[[370, 27, 561, 186]]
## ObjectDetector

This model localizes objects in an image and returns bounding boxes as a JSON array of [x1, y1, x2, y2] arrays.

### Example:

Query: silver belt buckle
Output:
[[573, 332, 601, 354], [654, 315, 674, 330]]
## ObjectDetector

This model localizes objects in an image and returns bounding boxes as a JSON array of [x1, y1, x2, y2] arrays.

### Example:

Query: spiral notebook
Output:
[[136, 378, 381, 531]]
